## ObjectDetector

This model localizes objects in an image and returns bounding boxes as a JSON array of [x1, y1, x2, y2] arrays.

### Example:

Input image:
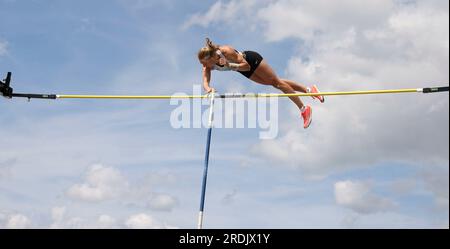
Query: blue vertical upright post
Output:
[[198, 92, 215, 229]]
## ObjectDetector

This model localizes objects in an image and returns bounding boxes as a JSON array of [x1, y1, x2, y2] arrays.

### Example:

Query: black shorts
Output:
[[239, 51, 263, 79]]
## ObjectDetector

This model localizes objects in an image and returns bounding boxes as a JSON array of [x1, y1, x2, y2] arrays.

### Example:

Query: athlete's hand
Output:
[[204, 87, 216, 94]]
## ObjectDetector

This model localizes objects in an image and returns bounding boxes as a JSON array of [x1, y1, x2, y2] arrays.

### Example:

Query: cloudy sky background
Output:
[[0, 0, 448, 228]]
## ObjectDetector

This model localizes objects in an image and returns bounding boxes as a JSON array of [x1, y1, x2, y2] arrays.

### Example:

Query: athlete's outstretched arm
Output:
[[202, 66, 214, 93]]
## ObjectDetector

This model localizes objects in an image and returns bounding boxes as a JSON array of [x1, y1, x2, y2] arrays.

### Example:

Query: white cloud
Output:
[[147, 193, 178, 211], [67, 164, 129, 202], [183, 1, 224, 29], [66, 165, 179, 212], [335, 180, 395, 214], [182, 0, 266, 30], [124, 189, 179, 212], [125, 213, 162, 229], [65, 217, 87, 229], [51, 206, 66, 222], [97, 215, 118, 229], [50, 206, 67, 229], [49, 206, 118, 228], [6, 214, 31, 229], [258, 0, 395, 42]]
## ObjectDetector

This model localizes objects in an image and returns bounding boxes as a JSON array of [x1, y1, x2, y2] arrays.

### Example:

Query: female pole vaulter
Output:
[[198, 38, 325, 129]]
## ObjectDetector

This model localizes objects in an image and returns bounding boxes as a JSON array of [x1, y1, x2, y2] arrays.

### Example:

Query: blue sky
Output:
[[0, 0, 449, 228]]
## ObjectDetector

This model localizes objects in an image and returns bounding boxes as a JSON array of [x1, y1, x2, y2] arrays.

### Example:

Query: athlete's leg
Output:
[[280, 79, 308, 93], [249, 60, 305, 111], [281, 79, 325, 103]]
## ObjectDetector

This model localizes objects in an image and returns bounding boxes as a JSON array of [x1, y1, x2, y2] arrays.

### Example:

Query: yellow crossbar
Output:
[[56, 88, 422, 99]]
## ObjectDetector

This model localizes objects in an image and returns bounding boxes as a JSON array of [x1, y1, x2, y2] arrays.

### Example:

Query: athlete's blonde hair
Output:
[[198, 38, 219, 60]]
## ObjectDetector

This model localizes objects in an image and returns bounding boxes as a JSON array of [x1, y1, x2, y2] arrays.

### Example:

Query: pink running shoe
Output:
[[301, 106, 312, 129], [310, 85, 325, 103]]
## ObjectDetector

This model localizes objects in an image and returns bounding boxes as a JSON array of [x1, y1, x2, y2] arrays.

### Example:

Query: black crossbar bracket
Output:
[[0, 72, 13, 98], [423, 86, 449, 93], [1, 72, 57, 100]]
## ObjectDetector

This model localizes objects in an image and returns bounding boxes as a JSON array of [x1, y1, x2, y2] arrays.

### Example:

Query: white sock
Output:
[[306, 87, 311, 93]]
